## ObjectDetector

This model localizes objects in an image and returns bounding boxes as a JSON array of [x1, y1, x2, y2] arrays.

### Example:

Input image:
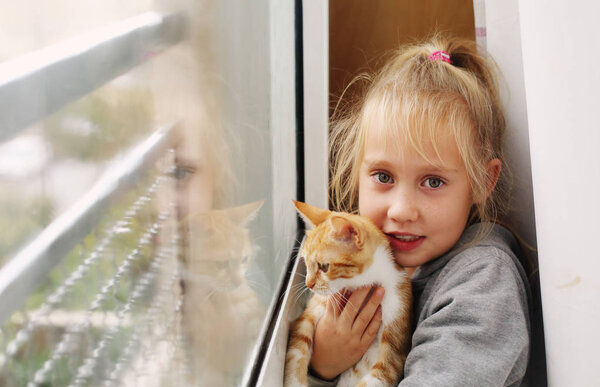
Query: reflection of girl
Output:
[[309, 35, 531, 385]]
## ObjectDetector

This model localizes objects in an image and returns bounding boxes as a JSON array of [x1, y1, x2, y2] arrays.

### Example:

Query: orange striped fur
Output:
[[284, 202, 412, 387]]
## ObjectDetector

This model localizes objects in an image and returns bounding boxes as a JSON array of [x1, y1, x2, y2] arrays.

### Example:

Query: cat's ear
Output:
[[293, 201, 330, 229], [229, 200, 264, 225], [329, 216, 362, 248]]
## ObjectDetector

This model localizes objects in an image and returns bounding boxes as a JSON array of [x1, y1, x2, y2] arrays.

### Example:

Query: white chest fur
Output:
[[332, 245, 409, 325], [333, 245, 410, 386]]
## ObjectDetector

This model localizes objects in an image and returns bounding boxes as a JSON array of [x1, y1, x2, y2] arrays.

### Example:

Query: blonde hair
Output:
[[329, 34, 510, 227]]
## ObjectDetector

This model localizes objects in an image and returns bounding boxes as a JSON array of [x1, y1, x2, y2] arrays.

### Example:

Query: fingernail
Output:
[[375, 287, 385, 298]]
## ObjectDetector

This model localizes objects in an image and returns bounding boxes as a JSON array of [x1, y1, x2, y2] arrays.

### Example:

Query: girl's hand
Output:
[[309, 286, 385, 380]]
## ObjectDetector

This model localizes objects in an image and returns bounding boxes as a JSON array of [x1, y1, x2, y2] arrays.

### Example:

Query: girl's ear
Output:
[[474, 158, 501, 204], [293, 201, 330, 229], [485, 158, 502, 196]]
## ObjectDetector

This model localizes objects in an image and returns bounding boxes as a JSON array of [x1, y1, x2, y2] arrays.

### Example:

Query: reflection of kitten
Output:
[[285, 201, 412, 387], [191, 201, 262, 288], [183, 200, 265, 385]]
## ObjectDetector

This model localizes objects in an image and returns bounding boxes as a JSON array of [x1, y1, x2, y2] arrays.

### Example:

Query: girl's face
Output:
[[358, 128, 474, 274]]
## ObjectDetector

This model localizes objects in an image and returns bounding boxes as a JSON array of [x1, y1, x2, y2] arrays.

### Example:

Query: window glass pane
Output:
[[181, 1, 297, 384], [0, 1, 156, 60]]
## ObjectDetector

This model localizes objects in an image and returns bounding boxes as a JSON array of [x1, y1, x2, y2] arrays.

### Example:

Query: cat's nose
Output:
[[306, 277, 315, 289]]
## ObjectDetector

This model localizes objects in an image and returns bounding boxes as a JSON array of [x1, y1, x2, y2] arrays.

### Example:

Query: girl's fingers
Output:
[[326, 294, 336, 315], [351, 286, 385, 334], [328, 291, 344, 316], [338, 290, 351, 315], [326, 290, 348, 317], [340, 286, 372, 325], [339, 289, 353, 315], [361, 305, 382, 344]]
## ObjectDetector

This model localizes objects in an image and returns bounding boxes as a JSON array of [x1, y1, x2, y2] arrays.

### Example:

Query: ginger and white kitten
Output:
[[285, 201, 412, 387], [183, 201, 265, 385]]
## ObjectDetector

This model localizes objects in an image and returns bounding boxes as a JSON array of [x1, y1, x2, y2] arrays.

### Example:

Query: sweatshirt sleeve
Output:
[[400, 247, 530, 387]]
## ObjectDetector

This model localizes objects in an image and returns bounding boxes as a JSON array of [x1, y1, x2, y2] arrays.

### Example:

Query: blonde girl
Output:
[[308, 35, 531, 386]]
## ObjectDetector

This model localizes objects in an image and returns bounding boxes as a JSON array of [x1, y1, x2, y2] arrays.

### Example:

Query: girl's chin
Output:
[[393, 251, 427, 270]]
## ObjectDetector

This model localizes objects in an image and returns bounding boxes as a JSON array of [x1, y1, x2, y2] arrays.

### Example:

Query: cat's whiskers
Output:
[[251, 235, 270, 244], [339, 295, 362, 324], [290, 283, 308, 301], [188, 286, 221, 311], [288, 285, 311, 306], [289, 278, 307, 289], [285, 282, 308, 304], [245, 278, 270, 292], [328, 293, 344, 318], [331, 291, 352, 322]]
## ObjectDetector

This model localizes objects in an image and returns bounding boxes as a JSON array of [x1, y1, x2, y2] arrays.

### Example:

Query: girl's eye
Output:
[[424, 177, 444, 189], [374, 172, 392, 184]]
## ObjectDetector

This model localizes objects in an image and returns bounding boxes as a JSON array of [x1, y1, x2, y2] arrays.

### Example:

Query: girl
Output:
[[308, 35, 531, 386]]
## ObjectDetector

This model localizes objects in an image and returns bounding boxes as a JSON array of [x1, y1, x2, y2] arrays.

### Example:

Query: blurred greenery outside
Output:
[[45, 88, 154, 161], [0, 77, 166, 384], [1, 84, 155, 265], [0, 193, 54, 262], [0, 172, 163, 385]]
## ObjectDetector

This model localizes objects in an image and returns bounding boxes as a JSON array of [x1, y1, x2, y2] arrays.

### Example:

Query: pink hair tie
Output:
[[428, 50, 451, 64]]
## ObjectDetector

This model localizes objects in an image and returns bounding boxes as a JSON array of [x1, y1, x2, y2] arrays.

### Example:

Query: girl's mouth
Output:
[[386, 233, 425, 251]]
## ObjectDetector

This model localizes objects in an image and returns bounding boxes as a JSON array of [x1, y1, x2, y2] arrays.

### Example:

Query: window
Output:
[[0, 1, 298, 385]]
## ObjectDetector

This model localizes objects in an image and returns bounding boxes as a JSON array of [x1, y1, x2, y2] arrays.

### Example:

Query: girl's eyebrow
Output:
[[362, 157, 460, 173], [419, 163, 460, 174], [361, 158, 391, 168]]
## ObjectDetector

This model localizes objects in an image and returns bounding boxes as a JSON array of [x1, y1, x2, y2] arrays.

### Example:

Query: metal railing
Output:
[[0, 11, 190, 386], [0, 12, 186, 143], [0, 124, 181, 325]]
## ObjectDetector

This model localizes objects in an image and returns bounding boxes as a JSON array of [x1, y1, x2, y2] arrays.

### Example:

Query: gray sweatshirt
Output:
[[308, 223, 531, 386]]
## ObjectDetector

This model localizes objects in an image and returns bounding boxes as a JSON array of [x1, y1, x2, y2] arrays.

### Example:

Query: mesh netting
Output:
[[0, 161, 192, 387]]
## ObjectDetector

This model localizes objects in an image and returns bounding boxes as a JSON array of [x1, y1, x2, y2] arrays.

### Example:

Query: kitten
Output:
[[285, 201, 412, 387], [182, 200, 265, 385]]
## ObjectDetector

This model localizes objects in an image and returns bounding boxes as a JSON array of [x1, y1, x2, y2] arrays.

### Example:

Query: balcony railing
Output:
[[0, 12, 191, 386]]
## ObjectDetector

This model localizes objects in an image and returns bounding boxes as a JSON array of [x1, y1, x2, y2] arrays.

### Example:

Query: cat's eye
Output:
[[317, 263, 329, 273], [424, 177, 444, 189]]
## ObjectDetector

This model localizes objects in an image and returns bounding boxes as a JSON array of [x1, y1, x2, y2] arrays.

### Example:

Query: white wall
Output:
[[483, 2, 546, 384], [518, 1, 600, 385], [485, 0, 537, 250]]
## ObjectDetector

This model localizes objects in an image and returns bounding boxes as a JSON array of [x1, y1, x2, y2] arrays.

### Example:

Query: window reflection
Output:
[[183, 201, 265, 385], [0, 0, 297, 385]]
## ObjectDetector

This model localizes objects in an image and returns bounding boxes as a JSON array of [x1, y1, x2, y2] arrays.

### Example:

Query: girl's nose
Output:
[[387, 192, 419, 223]]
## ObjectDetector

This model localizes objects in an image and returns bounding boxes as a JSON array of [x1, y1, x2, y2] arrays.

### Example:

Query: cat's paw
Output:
[[284, 369, 309, 387], [357, 374, 390, 387], [283, 376, 308, 387]]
